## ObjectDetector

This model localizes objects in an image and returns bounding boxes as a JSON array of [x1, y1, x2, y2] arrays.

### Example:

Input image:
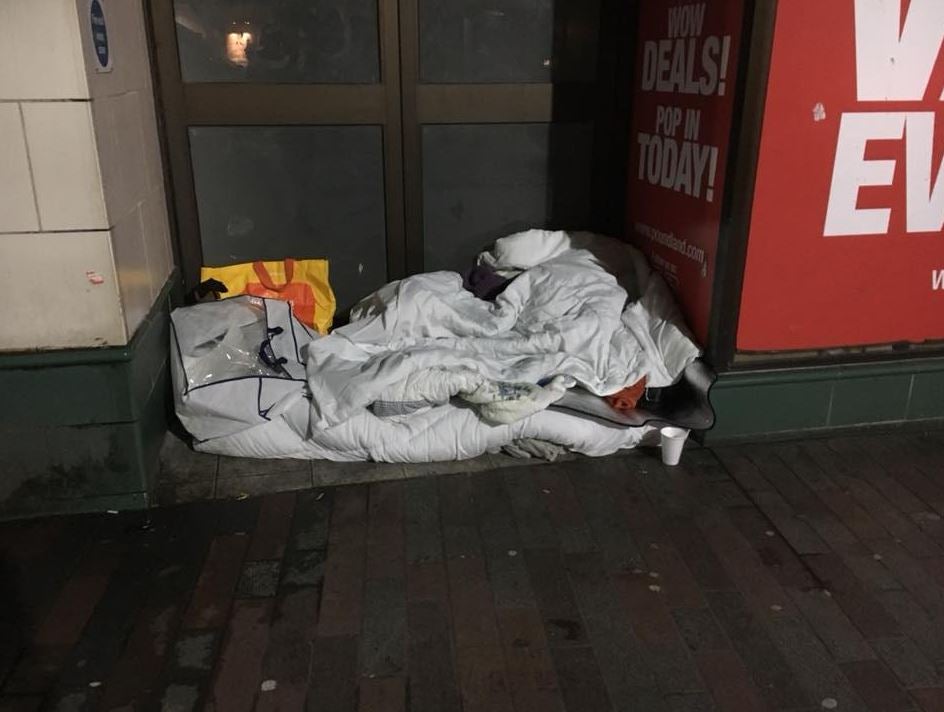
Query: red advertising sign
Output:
[[737, 0, 944, 351], [627, 0, 745, 345]]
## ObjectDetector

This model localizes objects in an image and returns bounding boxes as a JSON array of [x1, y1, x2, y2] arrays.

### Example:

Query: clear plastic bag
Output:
[[182, 301, 281, 388]]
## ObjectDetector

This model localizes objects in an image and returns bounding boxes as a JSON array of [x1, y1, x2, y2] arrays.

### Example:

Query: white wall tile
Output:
[[0, 104, 39, 232], [0, 0, 88, 100], [89, 94, 122, 222], [110, 203, 151, 334], [92, 91, 148, 227], [78, 0, 151, 99], [140, 90, 166, 196], [115, 91, 148, 215], [142, 189, 173, 295], [22, 101, 108, 231], [0, 231, 126, 350], [0, 0, 173, 352]]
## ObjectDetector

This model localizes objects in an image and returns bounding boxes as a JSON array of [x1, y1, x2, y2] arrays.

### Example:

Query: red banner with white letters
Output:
[[737, 0, 944, 351], [627, 0, 746, 345]]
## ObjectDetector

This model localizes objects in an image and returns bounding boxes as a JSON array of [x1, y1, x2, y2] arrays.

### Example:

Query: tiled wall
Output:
[[706, 359, 944, 442], [0, 0, 173, 351]]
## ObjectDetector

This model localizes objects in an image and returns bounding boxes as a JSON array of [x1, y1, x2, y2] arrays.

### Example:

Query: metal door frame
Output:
[[147, 0, 635, 288], [148, 0, 407, 288], [398, 0, 635, 273]]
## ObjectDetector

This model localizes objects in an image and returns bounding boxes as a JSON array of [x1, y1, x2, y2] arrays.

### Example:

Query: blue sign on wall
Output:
[[89, 0, 111, 72]]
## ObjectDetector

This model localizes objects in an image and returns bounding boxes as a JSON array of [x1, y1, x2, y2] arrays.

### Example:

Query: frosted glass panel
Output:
[[423, 123, 593, 271], [419, 0, 600, 83], [174, 0, 380, 83], [190, 126, 387, 311]]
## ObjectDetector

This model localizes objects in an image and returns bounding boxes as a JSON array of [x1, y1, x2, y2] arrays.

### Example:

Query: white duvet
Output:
[[173, 230, 701, 462]]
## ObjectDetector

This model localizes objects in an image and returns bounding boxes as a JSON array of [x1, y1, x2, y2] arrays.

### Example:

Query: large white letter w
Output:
[[855, 0, 944, 101]]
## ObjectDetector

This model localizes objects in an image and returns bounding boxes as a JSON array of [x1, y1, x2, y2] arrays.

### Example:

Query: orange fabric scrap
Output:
[[605, 376, 648, 412]]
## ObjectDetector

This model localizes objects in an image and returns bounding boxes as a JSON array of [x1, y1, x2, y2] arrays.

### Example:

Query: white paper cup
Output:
[[660, 427, 690, 466]]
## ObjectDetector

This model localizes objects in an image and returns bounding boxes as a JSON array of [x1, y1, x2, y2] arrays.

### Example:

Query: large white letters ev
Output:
[[824, 0, 944, 237]]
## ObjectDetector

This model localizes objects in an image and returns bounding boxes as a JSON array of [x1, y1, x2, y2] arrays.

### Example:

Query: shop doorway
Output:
[[149, 0, 632, 310]]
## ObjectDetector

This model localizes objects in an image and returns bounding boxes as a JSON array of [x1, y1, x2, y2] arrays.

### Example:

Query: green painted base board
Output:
[[705, 357, 944, 443], [0, 276, 176, 520]]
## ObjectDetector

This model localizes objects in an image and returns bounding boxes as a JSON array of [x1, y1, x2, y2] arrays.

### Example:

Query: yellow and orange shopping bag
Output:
[[201, 259, 336, 334]]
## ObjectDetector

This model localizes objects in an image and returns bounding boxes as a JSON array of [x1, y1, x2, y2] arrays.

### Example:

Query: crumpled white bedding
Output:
[[172, 230, 701, 462], [306, 230, 699, 425]]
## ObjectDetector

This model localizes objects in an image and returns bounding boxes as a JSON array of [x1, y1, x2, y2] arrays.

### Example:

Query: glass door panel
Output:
[[173, 0, 381, 83], [422, 122, 593, 271], [189, 126, 387, 311]]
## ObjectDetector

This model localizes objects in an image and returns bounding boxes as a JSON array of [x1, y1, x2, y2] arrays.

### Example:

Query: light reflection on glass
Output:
[[226, 25, 252, 66], [173, 0, 380, 83]]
